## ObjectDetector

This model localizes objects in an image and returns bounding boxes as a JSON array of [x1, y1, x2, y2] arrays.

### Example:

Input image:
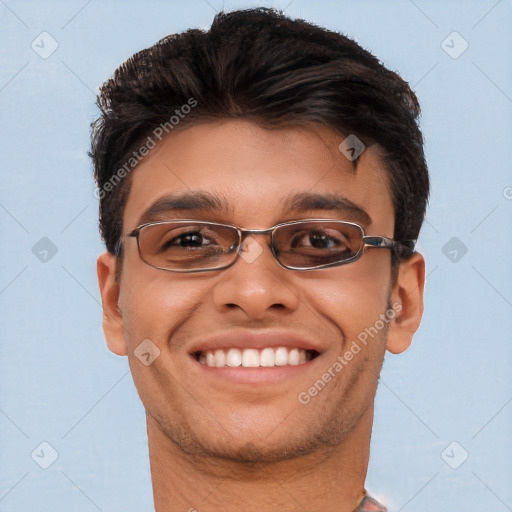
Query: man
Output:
[[92, 8, 428, 511]]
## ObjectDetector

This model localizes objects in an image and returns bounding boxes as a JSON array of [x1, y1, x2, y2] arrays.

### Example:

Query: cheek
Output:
[[118, 271, 219, 346], [299, 254, 392, 343]]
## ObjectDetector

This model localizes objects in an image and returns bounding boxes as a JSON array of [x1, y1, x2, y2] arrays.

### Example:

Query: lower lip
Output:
[[189, 355, 321, 384]]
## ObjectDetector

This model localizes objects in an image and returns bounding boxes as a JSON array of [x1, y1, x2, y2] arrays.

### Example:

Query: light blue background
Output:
[[1, 1, 511, 511]]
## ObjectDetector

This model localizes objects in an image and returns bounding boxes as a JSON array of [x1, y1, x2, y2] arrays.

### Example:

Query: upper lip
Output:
[[187, 330, 325, 355]]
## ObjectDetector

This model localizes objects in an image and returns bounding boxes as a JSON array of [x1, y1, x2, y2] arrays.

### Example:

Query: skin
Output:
[[97, 120, 425, 512]]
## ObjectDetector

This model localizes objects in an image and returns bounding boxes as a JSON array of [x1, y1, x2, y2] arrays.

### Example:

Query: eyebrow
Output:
[[285, 192, 372, 225], [136, 191, 230, 225], [136, 191, 371, 226]]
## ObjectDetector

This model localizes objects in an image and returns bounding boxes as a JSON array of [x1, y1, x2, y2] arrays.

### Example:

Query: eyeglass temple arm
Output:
[[113, 229, 141, 257], [363, 236, 416, 253]]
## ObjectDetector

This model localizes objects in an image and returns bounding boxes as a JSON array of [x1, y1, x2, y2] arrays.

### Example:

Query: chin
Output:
[[182, 436, 326, 463], [167, 418, 355, 464]]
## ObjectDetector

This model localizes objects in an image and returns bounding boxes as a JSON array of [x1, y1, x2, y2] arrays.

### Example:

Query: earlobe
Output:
[[97, 252, 128, 356], [386, 252, 425, 354]]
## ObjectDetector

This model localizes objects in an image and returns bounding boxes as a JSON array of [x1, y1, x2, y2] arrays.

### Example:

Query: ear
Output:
[[97, 252, 127, 356], [386, 252, 425, 354]]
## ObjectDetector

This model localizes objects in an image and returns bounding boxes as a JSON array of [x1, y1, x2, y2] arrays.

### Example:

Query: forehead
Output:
[[122, 120, 394, 233]]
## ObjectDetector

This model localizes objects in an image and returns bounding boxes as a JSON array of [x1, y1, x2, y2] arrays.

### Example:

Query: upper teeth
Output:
[[198, 347, 309, 367]]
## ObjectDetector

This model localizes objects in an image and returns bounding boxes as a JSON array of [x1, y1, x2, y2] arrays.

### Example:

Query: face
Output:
[[99, 120, 421, 462]]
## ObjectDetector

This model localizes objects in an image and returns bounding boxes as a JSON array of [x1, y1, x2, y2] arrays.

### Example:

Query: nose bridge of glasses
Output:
[[235, 227, 277, 261], [240, 227, 276, 237], [236, 226, 277, 248]]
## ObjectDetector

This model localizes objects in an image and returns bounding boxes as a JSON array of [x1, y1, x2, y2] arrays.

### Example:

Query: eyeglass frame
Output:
[[116, 218, 416, 273]]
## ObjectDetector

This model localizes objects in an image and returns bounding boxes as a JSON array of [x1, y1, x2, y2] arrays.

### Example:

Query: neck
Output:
[[148, 405, 374, 512]]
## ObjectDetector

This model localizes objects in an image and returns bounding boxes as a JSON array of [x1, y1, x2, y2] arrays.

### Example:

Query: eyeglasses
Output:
[[118, 219, 415, 273]]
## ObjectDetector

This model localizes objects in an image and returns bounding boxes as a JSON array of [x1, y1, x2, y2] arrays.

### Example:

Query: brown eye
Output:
[[163, 232, 208, 250], [290, 229, 349, 251]]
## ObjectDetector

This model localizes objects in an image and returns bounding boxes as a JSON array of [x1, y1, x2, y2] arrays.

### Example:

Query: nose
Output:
[[211, 235, 300, 321]]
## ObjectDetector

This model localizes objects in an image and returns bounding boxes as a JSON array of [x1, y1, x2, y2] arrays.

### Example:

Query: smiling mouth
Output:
[[193, 347, 320, 368]]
